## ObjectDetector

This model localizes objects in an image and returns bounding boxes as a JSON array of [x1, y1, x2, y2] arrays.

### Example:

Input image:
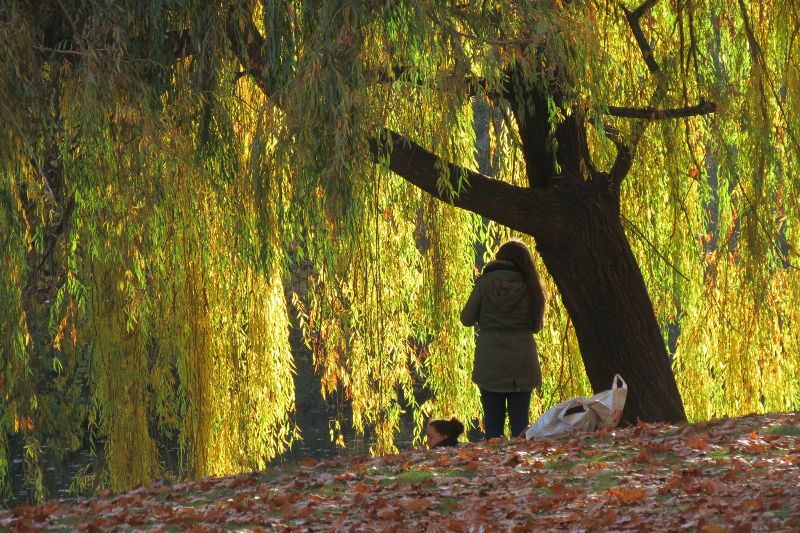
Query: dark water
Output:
[[7, 351, 422, 505], [6, 409, 415, 505], [280, 401, 422, 462], [7, 329, 483, 504], [7, 441, 95, 505], [7, 397, 484, 505]]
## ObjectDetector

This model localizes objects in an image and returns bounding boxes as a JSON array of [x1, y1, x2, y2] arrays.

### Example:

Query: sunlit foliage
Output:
[[1, 0, 799, 502]]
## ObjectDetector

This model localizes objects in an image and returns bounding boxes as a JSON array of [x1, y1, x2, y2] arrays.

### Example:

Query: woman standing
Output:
[[460, 239, 546, 439]]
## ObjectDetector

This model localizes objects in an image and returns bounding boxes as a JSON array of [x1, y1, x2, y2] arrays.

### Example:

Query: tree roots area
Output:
[[3, 412, 798, 532]]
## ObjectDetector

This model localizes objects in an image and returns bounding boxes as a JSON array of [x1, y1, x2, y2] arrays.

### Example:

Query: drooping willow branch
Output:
[[225, 10, 559, 239], [607, 100, 717, 120], [190, 7, 711, 232], [613, 0, 719, 190]]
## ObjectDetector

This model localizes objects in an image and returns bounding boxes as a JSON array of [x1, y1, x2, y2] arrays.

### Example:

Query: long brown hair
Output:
[[495, 239, 546, 330]]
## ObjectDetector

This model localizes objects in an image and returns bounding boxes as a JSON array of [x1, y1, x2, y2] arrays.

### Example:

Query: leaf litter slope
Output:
[[3, 412, 799, 532]]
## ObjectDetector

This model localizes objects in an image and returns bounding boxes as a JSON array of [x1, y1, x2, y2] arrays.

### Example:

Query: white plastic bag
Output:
[[525, 374, 627, 439]]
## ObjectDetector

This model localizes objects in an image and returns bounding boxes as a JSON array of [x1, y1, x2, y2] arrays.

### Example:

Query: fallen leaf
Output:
[[607, 487, 646, 503], [686, 436, 709, 450], [402, 497, 433, 512], [353, 483, 372, 493], [435, 454, 452, 466], [463, 461, 480, 471]]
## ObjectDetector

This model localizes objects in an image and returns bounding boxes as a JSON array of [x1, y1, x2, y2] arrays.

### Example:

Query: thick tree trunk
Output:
[[534, 190, 686, 424], [226, 17, 688, 424], [501, 70, 688, 424], [373, 123, 688, 424]]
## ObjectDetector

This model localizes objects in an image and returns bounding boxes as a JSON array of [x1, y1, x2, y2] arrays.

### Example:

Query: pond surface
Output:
[[6, 331, 485, 505], [7, 346, 426, 505]]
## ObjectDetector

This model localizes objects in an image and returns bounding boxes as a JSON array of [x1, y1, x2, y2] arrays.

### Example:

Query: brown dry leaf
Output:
[[686, 435, 709, 450], [457, 448, 475, 460], [607, 487, 646, 503], [721, 469, 741, 482], [632, 449, 653, 463], [700, 478, 716, 494], [402, 497, 433, 512], [699, 524, 726, 533], [463, 461, 480, 472], [271, 495, 290, 508], [595, 509, 619, 525], [152, 506, 175, 520], [435, 454, 452, 466], [737, 498, 764, 512], [443, 517, 469, 532], [202, 504, 229, 523], [682, 481, 706, 495], [352, 482, 372, 493]]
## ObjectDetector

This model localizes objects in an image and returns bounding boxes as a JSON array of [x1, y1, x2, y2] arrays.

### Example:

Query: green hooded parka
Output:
[[460, 260, 542, 393]]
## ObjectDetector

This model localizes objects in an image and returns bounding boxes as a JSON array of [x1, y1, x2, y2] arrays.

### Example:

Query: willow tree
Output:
[[2, 0, 800, 500], [223, 0, 800, 425]]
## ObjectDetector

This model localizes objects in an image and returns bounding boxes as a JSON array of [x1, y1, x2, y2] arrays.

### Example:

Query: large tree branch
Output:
[[225, 10, 280, 96], [604, 124, 632, 193], [615, 0, 716, 189], [225, 10, 559, 239], [368, 130, 557, 238], [601, 99, 717, 192], [607, 100, 716, 119], [622, 0, 662, 73]]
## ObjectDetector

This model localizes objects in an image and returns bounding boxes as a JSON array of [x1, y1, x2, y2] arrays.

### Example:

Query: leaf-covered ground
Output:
[[3, 412, 799, 532]]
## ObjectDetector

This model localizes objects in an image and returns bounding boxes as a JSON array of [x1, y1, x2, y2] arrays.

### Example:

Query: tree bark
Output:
[[534, 188, 687, 424], [498, 57, 688, 422]]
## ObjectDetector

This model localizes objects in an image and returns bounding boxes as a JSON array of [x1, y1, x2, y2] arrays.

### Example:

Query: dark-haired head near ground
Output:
[[460, 239, 547, 439], [426, 418, 465, 448]]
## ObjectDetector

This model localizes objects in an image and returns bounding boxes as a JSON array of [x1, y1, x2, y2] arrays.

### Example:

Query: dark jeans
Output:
[[480, 389, 532, 439]]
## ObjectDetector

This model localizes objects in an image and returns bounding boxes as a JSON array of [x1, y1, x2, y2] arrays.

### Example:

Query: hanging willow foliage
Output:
[[1, 0, 800, 502]]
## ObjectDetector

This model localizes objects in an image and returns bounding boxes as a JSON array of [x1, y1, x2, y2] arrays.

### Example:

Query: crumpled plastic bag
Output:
[[525, 374, 627, 439]]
